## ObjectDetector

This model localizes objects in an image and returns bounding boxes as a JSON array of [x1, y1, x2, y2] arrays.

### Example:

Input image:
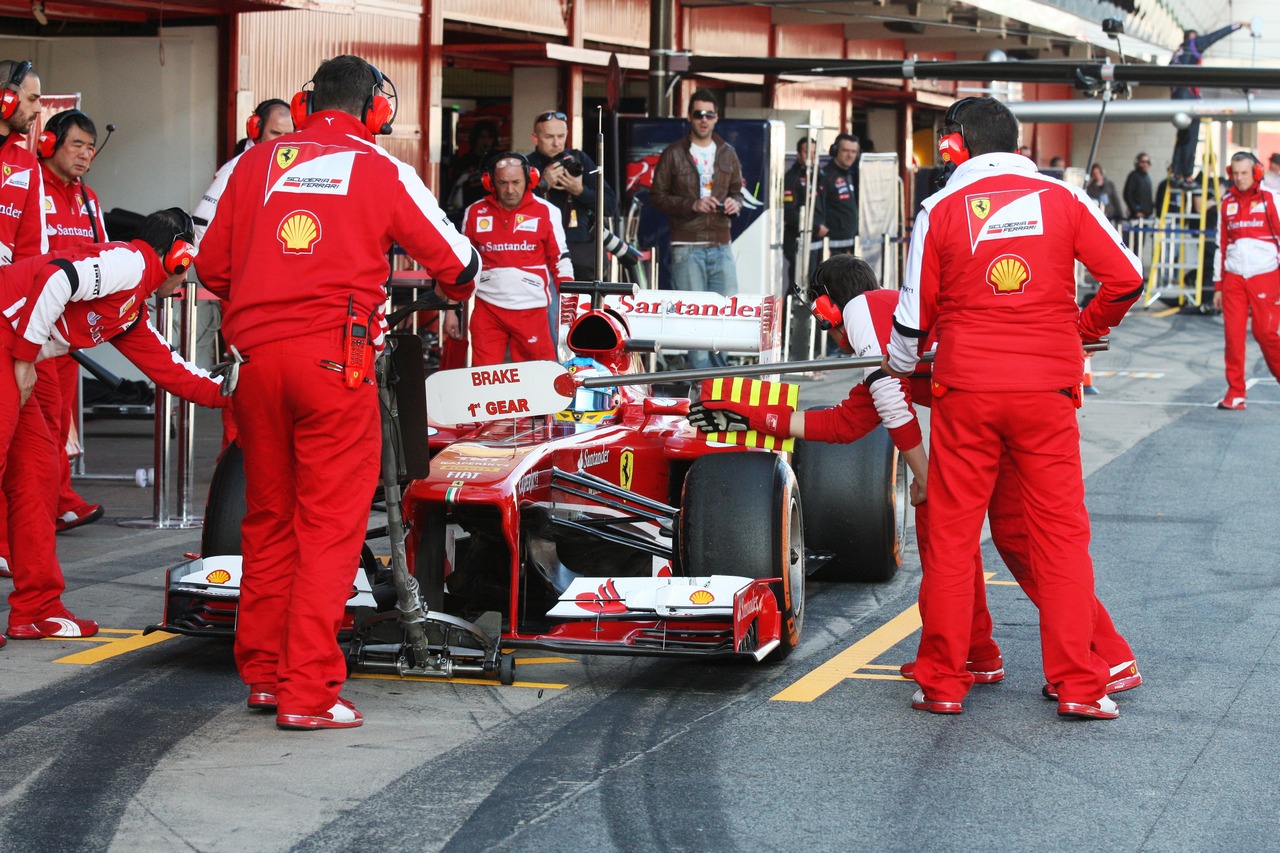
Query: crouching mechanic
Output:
[[1211, 151, 1280, 411], [197, 55, 480, 731], [0, 208, 226, 646], [462, 152, 572, 365], [687, 254, 1141, 701]]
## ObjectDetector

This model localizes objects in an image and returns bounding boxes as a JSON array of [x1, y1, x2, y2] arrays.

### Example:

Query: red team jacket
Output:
[[0, 132, 48, 264], [41, 163, 107, 251], [1213, 183, 1280, 282], [462, 190, 572, 310], [888, 153, 1142, 388], [0, 242, 224, 408], [197, 110, 479, 352]]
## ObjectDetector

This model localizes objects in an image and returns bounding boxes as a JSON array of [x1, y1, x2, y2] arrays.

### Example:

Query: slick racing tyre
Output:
[[201, 440, 246, 556], [793, 423, 906, 583], [680, 451, 804, 660]]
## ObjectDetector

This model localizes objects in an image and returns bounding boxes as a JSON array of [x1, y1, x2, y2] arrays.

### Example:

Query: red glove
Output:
[[687, 399, 793, 437]]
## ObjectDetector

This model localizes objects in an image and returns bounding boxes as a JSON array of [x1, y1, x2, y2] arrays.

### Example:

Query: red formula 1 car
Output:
[[148, 284, 906, 685]]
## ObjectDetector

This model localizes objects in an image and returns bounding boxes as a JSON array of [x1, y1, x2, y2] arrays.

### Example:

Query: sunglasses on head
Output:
[[493, 157, 525, 170], [536, 110, 567, 123], [691, 110, 717, 120]]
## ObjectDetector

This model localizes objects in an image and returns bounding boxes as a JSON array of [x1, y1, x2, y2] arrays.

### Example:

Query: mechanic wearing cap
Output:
[[1210, 152, 1280, 411], [462, 152, 572, 366], [35, 109, 110, 534], [1, 209, 225, 649], [883, 97, 1142, 719], [688, 255, 1142, 696], [192, 98, 293, 448], [0, 59, 48, 580], [198, 55, 479, 731], [527, 110, 616, 282]]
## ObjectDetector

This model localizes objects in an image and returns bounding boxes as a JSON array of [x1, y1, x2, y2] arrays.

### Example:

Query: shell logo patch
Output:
[[206, 569, 232, 584], [1225, 203, 1238, 215], [476, 216, 493, 233], [970, 197, 991, 219], [279, 210, 321, 253], [42, 195, 55, 213], [689, 589, 715, 605], [987, 254, 1030, 295]]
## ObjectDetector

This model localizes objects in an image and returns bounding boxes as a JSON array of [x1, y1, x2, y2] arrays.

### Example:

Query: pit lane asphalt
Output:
[[3, 306, 1279, 852]]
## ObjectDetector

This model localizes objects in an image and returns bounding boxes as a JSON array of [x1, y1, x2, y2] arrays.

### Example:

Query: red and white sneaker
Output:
[[248, 685, 277, 711], [1216, 397, 1247, 411], [1058, 695, 1119, 720], [277, 697, 363, 730], [910, 688, 963, 715], [6, 614, 100, 639], [56, 503, 104, 533], [900, 655, 1005, 684], [1042, 660, 1142, 700], [0, 556, 11, 578]]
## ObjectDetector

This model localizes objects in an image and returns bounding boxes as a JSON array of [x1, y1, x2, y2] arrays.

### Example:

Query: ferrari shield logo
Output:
[[276, 147, 300, 169], [970, 197, 992, 219], [619, 449, 634, 491]]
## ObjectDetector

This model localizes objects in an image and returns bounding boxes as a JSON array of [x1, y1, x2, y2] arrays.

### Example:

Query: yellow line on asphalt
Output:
[[53, 631, 177, 664], [1152, 306, 1181, 318], [772, 604, 921, 702], [350, 672, 566, 690]]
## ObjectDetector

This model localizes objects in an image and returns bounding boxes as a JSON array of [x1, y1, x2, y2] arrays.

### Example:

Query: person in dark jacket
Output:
[[783, 136, 815, 291], [1169, 23, 1249, 186], [1123, 152, 1155, 219]]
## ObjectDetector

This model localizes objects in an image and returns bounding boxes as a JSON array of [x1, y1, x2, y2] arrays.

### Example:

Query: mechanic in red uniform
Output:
[[36, 109, 109, 533], [689, 255, 1142, 695], [1, 209, 224, 647], [462, 152, 572, 365], [0, 58, 49, 581], [197, 55, 479, 731], [884, 97, 1142, 719], [1210, 152, 1280, 410]]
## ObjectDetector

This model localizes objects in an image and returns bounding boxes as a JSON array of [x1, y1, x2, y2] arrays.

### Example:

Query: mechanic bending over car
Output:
[[197, 55, 479, 731], [0, 209, 227, 648], [687, 254, 1141, 710], [885, 96, 1143, 719]]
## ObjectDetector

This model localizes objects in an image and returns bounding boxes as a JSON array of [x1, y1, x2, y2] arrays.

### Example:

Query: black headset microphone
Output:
[[95, 122, 116, 155]]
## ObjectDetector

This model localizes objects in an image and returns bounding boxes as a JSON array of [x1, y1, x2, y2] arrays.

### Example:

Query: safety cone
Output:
[[1083, 355, 1100, 395]]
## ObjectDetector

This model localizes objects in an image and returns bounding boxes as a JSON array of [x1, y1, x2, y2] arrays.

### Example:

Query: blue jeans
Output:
[[671, 243, 737, 368]]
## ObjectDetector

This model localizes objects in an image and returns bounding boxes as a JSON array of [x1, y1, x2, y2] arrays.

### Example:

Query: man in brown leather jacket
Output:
[[649, 88, 744, 368]]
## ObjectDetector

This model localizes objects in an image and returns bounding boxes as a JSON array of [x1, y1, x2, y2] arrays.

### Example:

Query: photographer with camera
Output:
[[527, 110, 616, 281]]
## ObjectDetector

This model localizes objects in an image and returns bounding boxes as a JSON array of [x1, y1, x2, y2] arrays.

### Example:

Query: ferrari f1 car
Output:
[[147, 282, 907, 682]]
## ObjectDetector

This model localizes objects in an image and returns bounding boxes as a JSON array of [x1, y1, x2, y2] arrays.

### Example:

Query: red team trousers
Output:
[[0, 334, 69, 624], [915, 389, 1109, 704], [1219, 270, 1280, 401], [231, 329, 381, 716], [33, 355, 87, 513], [469, 299, 557, 366]]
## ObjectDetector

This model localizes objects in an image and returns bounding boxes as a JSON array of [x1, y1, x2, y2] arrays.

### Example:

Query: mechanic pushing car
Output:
[[1, 209, 226, 647], [197, 55, 479, 731], [1210, 151, 1280, 411], [689, 255, 1141, 703], [883, 96, 1143, 719]]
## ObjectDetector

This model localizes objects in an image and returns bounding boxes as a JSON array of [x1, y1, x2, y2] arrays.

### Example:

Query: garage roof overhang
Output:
[[0, 0, 325, 24]]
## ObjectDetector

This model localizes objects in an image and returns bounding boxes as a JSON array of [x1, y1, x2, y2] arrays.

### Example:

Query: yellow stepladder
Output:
[[1144, 119, 1221, 310]]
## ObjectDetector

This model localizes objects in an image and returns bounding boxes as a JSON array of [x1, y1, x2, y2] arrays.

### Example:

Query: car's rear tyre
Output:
[[680, 452, 804, 659], [201, 440, 246, 557], [793, 423, 906, 583]]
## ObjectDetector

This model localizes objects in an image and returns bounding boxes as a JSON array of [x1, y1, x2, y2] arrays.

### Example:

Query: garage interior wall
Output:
[[0, 30, 218, 217]]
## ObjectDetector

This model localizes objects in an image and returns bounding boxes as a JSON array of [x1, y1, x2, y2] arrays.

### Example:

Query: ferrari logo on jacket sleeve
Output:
[[970, 198, 991, 219], [987, 254, 1030, 294], [278, 210, 322, 254], [276, 147, 299, 169]]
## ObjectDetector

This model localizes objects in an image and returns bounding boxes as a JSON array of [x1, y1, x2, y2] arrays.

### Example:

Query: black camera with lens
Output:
[[558, 154, 585, 178]]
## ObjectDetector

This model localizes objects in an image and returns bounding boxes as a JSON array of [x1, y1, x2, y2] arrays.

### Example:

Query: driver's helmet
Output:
[[555, 357, 620, 426]]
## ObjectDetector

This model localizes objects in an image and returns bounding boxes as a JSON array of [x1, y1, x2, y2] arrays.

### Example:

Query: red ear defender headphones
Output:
[[0, 60, 32, 121], [481, 153, 540, 195], [938, 96, 979, 166], [162, 210, 198, 276], [1226, 152, 1265, 184], [36, 109, 86, 159], [291, 62, 396, 136], [245, 98, 290, 142], [805, 265, 844, 332]]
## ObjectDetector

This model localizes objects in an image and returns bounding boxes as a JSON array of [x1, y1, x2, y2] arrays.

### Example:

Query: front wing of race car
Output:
[[523, 574, 783, 661], [143, 555, 377, 639]]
